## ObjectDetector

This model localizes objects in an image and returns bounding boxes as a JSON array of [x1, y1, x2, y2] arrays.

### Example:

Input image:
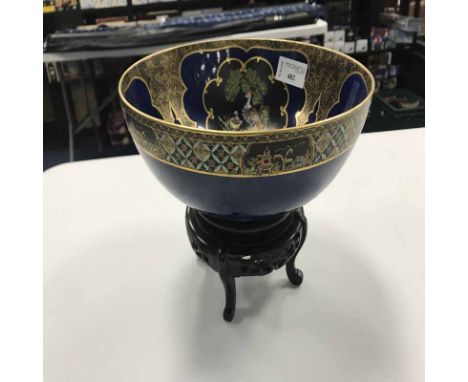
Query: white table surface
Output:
[[44, 128, 424, 382]]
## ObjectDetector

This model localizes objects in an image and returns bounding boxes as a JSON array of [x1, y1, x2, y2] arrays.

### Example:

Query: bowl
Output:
[[118, 39, 374, 219]]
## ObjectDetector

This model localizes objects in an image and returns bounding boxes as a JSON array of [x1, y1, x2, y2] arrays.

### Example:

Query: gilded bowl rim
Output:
[[118, 38, 375, 136]]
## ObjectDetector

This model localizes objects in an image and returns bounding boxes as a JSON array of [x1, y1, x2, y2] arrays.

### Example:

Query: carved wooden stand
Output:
[[185, 207, 307, 321]]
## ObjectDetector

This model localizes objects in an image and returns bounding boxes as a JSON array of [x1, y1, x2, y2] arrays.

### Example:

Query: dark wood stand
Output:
[[185, 207, 307, 321]]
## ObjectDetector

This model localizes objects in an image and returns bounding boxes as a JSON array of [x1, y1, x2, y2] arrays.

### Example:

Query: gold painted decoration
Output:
[[122, 96, 370, 177], [119, 38, 375, 177]]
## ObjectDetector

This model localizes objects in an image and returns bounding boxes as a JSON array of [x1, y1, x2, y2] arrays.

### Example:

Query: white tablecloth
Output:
[[44, 128, 424, 382]]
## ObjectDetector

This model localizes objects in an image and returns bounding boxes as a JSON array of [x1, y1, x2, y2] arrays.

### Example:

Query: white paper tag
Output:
[[275, 56, 308, 89]]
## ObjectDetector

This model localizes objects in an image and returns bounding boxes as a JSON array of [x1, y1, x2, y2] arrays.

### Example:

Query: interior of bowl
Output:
[[120, 39, 374, 132]]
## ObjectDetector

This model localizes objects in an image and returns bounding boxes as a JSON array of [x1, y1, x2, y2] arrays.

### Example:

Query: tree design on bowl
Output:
[[203, 57, 289, 131], [178, 46, 308, 130]]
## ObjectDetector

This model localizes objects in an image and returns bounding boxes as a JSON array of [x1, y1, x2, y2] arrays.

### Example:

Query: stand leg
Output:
[[286, 209, 307, 286], [218, 248, 236, 322], [286, 252, 303, 286]]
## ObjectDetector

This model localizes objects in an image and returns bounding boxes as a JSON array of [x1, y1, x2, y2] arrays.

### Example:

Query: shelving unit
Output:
[[316, 0, 425, 133], [43, 20, 328, 164], [43, 0, 424, 170]]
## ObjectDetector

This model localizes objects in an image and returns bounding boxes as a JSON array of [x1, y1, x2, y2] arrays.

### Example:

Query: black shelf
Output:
[[80, 6, 129, 14], [351, 48, 395, 56]]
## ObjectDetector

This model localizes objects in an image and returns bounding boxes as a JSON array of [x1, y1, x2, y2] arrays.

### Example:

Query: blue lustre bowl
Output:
[[118, 39, 374, 219]]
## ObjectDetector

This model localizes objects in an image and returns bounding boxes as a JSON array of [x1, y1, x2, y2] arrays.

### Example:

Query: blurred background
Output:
[[43, 0, 425, 170]]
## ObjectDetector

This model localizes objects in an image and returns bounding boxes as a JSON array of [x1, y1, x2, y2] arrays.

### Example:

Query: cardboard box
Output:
[[395, 16, 421, 32], [333, 30, 345, 42], [333, 41, 345, 52], [324, 31, 334, 43], [343, 41, 355, 54], [356, 39, 368, 52]]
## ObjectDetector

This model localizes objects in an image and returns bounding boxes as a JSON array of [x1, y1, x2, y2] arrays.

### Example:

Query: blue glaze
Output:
[[119, 41, 373, 220], [137, 149, 352, 219], [180, 48, 307, 128], [327, 73, 368, 117], [125, 78, 164, 119]]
